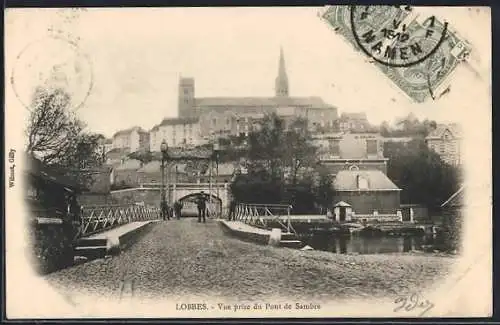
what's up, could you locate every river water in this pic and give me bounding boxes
[299,233,448,254]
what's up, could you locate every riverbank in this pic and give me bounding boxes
[45,219,455,303]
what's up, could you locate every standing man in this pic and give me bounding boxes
[161,200,170,221]
[196,191,208,223]
[228,197,237,221]
[174,200,183,220]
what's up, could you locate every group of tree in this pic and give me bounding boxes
[379,113,438,138]
[25,86,105,189]
[230,113,335,214]
[384,138,462,212]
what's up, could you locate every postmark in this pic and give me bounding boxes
[349,6,449,68]
[320,5,473,102]
[10,35,93,111]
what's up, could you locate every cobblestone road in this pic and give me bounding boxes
[46,219,454,303]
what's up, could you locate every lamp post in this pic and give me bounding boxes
[160,140,168,221]
[213,142,220,218]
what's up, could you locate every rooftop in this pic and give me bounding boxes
[425,123,463,140]
[195,96,334,109]
[334,170,400,191]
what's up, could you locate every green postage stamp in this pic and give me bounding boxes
[321,5,472,102]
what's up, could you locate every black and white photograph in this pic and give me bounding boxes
[5,6,492,318]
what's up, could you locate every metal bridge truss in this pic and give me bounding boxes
[79,204,161,238]
[234,203,297,235]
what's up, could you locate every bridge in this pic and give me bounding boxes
[110,182,230,217]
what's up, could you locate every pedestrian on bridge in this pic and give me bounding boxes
[174,201,183,220]
[161,200,170,221]
[228,198,237,221]
[196,191,208,223]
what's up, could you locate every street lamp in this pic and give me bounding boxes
[213,142,220,218]
[160,140,168,220]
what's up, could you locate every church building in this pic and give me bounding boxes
[176,48,339,140]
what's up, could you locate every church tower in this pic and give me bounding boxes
[178,77,195,117]
[275,47,289,97]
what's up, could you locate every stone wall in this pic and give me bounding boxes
[334,190,400,215]
[111,188,161,206]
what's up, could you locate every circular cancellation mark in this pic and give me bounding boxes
[10,35,93,112]
[349,6,449,68]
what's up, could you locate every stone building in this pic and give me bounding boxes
[149,117,204,151]
[112,126,150,153]
[335,112,371,132]
[332,169,401,221]
[176,48,338,140]
[425,123,462,166]
[314,131,388,175]
[136,161,189,185]
[110,159,142,188]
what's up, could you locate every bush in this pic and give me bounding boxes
[28,222,76,274]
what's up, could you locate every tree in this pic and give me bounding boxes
[283,117,317,185]
[128,150,153,164]
[25,86,103,188]
[386,139,461,211]
[232,113,332,213]
[247,113,285,179]
[26,87,83,164]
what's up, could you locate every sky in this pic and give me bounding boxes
[5,7,491,138]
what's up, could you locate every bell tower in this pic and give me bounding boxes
[178,77,195,117]
[275,47,289,97]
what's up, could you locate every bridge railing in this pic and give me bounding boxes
[78,204,161,237]
[234,203,296,235]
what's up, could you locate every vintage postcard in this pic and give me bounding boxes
[5,6,492,318]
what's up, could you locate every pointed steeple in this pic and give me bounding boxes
[275,47,289,97]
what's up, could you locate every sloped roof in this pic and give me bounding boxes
[334,201,352,207]
[115,159,142,171]
[137,161,188,174]
[151,147,212,160]
[425,123,463,140]
[441,185,465,208]
[340,112,368,120]
[334,170,400,191]
[24,153,87,191]
[106,147,131,159]
[113,126,147,138]
[195,96,333,108]
[157,117,199,127]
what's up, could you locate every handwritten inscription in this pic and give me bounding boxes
[393,292,434,316]
[8,149,16,188]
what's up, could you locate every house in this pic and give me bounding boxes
[137,161,189,185]
[112,126,150,153]
[105,147,131,165]
[332,170,401,222]
[314,131,389,175]
[425,123,463,166]
[336,112,371,132]
[24,154,86,221]
[111,159,142,188]
[76,165,114,206]
[150,117,204,151]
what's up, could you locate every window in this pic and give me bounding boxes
[212,119,217,127]
[366,139,378,155]
[357,176,369,190]
[329,139,340,156]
